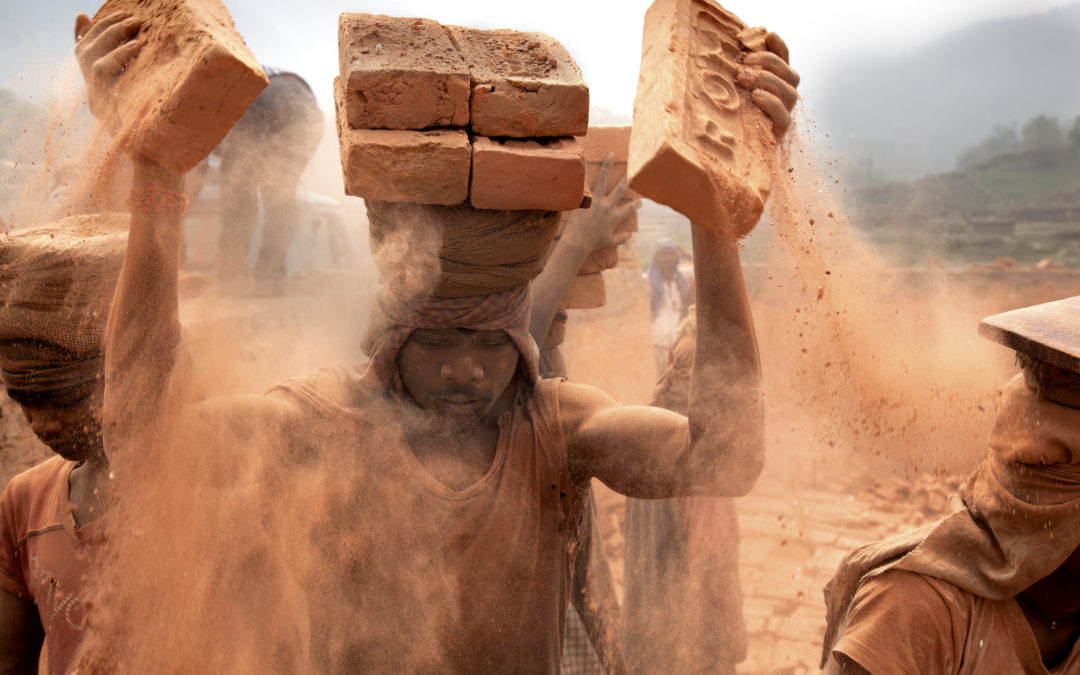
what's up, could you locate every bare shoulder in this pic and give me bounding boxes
[556,380,620,435]
[556,379,684,444]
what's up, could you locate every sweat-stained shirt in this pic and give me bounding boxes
[0,455,103,674]
[268,367,588,673]
[831,569,1080,674]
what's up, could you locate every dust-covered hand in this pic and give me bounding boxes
[561,153,641,254]
[74,12,142,126]
[736,32,800,137]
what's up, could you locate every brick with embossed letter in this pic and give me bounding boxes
[629,0,775,237]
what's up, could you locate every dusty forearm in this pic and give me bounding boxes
[103,158,186,434]
[685,224,764,494]
[529,225,591,341]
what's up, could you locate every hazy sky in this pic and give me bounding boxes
[3,0,1078,120]
[224,0,1078,115]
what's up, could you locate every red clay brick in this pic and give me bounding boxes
[582,125,631,163]
[335,78,470,205]
[448,27,589,138]
[560,272,606,310]
[469,136,585,211]
[583,125,642,198]
[579,246,619,274]
[628,0,774,237]
[91,0,267,174]
[338,14,471,130]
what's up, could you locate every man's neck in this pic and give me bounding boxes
[397,381,522,491]
[1018,570,1080,667]
[69,453,111,527]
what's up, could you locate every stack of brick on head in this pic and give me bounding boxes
[66,0,798,671]
[334,8,593,399]
[823,296,1080,673]
[0,214,126,674]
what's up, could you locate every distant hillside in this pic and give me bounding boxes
[853,144,1080,226]
[817,3,1080,182]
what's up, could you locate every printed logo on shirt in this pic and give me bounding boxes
[29,554,87,631]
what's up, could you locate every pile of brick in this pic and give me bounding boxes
[559,125,641,310]
[335,13,591,211]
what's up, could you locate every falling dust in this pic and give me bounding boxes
[4,41,1080,675]
[560,113,1080,671]
[754,129,1017,485]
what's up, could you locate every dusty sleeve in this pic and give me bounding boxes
[0,482,29,598]
[830,570,963,675]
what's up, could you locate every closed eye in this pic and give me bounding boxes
[476,332,512,348]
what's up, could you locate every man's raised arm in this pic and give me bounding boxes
[559,222,765,497]
[560,31,799,498]
[71,13,188,445]
[74,12,292,464]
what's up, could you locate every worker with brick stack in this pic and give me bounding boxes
[0,216,125,674]
[0,9,311,672]
[822,296,1080,674]
[70,1,798,671]
[215,65,324,285]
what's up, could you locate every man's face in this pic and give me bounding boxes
[397,328,521,425]
[655,248,679,278]
[9,382,104,463]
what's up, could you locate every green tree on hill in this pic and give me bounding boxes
[957,114,1080,168]
[1069,116,1080,146]
[957,126,1022,169]
[1021,115,1065,151]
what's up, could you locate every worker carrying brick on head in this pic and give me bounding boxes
[530,156,639,674]
[0,217,123,675]
[215,64,324,285]
[0,13,313,673]
[822,297,1080,674]
[72,7,798,672]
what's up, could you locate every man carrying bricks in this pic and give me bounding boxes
[76,5,798,672]
[0,217,124,674]
[215,66,324,285]
[822,297,1080,674]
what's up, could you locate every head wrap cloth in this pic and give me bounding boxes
[361,201,554,387]
[821,373,1080,665]
[360,273,540,389]
[365,201,561,299]
[0,213,127,394]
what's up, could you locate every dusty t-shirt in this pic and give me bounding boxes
[0,455,103,674]
[271,368,588,673]
[831,569,1080,674]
